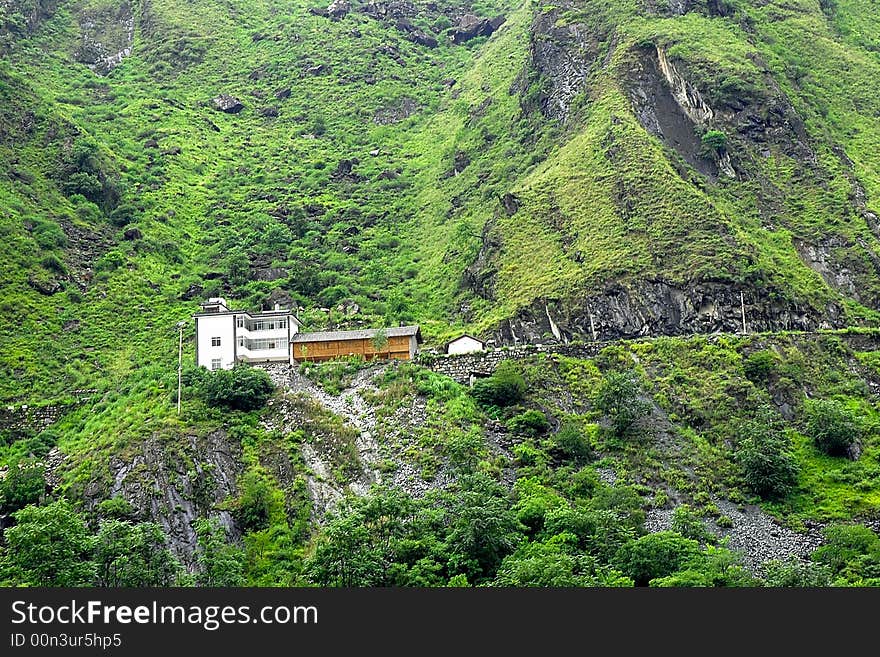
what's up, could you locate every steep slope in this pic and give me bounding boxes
[2,0,880,587]
[408,0,880,343]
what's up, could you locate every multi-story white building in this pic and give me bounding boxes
[193,297,302,370]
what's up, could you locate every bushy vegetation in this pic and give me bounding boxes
[804,398,863,457]
[186,365,275,411]
[593,370,651,438]
[734,405,799,499]
[471,360,526,408]
[2,0,880,590]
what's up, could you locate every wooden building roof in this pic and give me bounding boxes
[291,325,422,344]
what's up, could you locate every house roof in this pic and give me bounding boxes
[192,309,303,326]
[445,333,485,348]
[292,325,422,344]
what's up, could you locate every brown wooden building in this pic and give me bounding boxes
[291,325,422,363]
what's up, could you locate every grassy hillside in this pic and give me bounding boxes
[2,0,880,587]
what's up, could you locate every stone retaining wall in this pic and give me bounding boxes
[422,343,607,384]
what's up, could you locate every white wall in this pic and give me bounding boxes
[447,336,484,355]
[196,314,236,370]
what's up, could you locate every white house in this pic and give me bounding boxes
[445,334,485,355]
[193,297,303,370]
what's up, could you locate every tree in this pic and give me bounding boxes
[615,531,701,586]
[471,360,526,408]
[494,537,630,587]
[447,474,526,582]
[811,524,880,581]
[196,364,275,411]
[2,499,96,586]
[804,398,862,457]
[743,350,776,383]
[234,468,285,533]
[593,370,651,438]
[734,405,798,499]
[94,520,181,586]
[0,461,46,514]
[194,518,245,586]
[371,328,389,359]
[700,129,728,156]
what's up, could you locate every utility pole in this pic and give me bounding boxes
[740,291,747,335]
[177,321,186,415]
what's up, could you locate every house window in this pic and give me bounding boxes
[210,358,222,370]
[278,320,287,329]
[211,337,221,347]
[236,317,244,328]
[238,337,246,348]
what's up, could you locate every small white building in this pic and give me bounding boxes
[193,297,303,370]
[445,334,486,355]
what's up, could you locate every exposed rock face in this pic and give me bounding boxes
[327,0,350,19]
[0,0,59,51]
[92,430,244,566]
[450,14,505,44]
[74,1,134,76]
[212,94,244,113]
[492,280,844,345]
[627,46,718,177]
[27,275,61,295]
[525,3,605,122]
[373,97,419,125]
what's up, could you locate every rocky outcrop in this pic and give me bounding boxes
[373,97,419,125]
[525,4,606,122]
[450,14,505,44]
[92,430,244,566]
[74,1,134,76]
[212,94,244,113]
[627,46,718,177]
[493,280,844,345]
[0,0,59,52]
[327,0,350,19]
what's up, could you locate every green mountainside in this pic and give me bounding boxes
[2,0,880,587]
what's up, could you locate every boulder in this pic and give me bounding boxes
[275,87,292,100]
[408,30,438,48]
[212,94,244,113]
[259,106,280,118]
[327,0,350,19]
[123,227,142,241]
[450,14,505,44]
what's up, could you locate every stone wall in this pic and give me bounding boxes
[0,389,98,436]
[422,331,880,384]
[422,342,607,384]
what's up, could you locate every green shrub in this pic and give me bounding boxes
[471,361,526,408]
[671,504,713,544]
[743,350,776,382]
[0,462,46,514]
[763,557,833,587]
[507,410,549,436]
[615,531,701,586]
[804,398,862,457]
[552,421,593,463]
[700,129,728,156]
[593,370,651,438]
[185,364,275,411]
[234,468,284,533]
[734,406,798,499]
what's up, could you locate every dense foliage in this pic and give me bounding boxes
[1,0,880,589]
